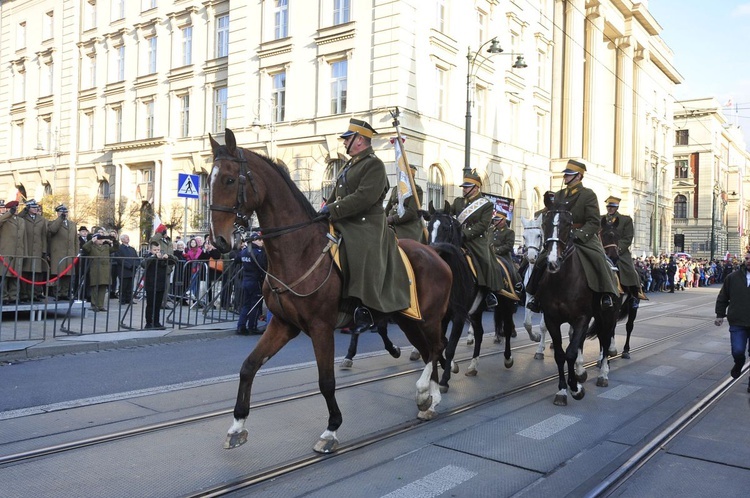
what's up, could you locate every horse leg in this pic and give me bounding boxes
[465,310,484,376]
[622,307,637,359]
[466,323,474,345]
[439,314,465,393]
[596,313,615,388]
[377,320,401,359]
[534,314,547,360]
[339,332,359,369]
[525,302,542,343]
[310,324,346,454]
[547,321,568,406]
[499,300,515,368]
[574,345,587,383]
[226,321,302,450]
[566,320,587,401]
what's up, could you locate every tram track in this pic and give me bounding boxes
[0,302,718,497]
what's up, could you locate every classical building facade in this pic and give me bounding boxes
[672,98,750,260]
[0,0,682,253]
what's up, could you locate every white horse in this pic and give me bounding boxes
[521,215,546,357]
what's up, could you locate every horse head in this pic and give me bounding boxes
[521,214,544,264]
[600,218,620,264]
[542,208,573,273]
[426,200,461,246]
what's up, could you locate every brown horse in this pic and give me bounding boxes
[209,129,452,454]
[536,204,619,405]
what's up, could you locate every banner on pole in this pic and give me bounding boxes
[390,136,412,217]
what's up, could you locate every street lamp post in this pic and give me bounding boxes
[710,184,717,262]
[463,38,526,177]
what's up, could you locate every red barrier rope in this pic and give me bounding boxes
[0,255,80,286]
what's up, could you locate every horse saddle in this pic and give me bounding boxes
[462,248,518,301]
[328,223,422,322]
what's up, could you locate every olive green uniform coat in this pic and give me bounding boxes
[384,184,426,243]
[552,183,618,295]
[451,194,502,290]
[0,210,26,301]
[48,216,79,275]
[21,212,48,272]
[492,224,521,285]
[327,146,410,313]
[602,211,640,287]
[81,239,120,285]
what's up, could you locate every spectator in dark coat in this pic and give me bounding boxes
[715,252,750,391]
[140,241,177,329]
[114,234,140,304]
[234,234,267,335]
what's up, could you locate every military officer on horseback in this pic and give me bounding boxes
[319,118,410,332]
[384,163,426,243]
[491,209,523,294]
[450,171,504,305]
[601,196,648,301]
[526,159,619,312]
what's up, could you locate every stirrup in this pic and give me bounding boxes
[485,292,498,309]
[514,282,524,293]
[354,306,374,329]
[601,294,614,309]
[526,297,541,313]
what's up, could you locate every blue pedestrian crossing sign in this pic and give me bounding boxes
[177,173,200,199]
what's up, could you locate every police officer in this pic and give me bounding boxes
[47,204,78,300]
[602,196,647,301]
[0,201,26,304]
[384,163,426,243]
[20,199,48,302]
[526,160,619,312]
[234,233,268,335]
[319,118,410,332]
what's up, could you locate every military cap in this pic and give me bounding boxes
[492,210,508,221]
[340,118,377,139]
[562,159,587,175]
[78,226,88,232]
[0,200,4,208]
[5,201,19,209]
[460,171,482,188]
[156,224,167,234]
[605,196,621,207]
[25,198,39,208]
[55,204,69,212]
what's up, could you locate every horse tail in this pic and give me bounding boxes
[432,242,472,319]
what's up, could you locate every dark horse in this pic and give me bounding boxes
[600,218,639,359]
[209,129,453,454]
[536,202,620,405]
[339,319,401,369]
[425,202,517,389]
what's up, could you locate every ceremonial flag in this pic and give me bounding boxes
[390,135,412,217]
[153,213,162,233]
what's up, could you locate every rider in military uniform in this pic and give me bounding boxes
[450,171,503,304]
[491,209,522,293]
[384,163,426,243]
[602,196,648,301]
[526,160,619,312]
[319,118,410,331]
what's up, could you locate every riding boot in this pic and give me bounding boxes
[636,286,648,301]
[353,305,375,333]
[525,264,544,312]
[600,293,615,309]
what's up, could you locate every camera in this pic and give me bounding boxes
[94,234,115,243]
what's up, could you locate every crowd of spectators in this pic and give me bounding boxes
[634,255,737,293]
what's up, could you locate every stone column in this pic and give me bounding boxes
[561,0,585,160]
[615,36,634,178]
[583,5,603,163]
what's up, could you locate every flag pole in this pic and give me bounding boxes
[389,107,428,241]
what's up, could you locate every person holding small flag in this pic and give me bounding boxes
[385,161,426,243]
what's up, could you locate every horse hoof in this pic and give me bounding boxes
[554,394,568,406]
[571,386,586,400]
[504,357,514,368]
[465,368,478,377]
[494,335,502,344]
[388,346,401,359]
[313,437,339,454]
[409,350,421,361]
[529,332,541,342]
[534,352,545,360]
[418,409,437,421]
[417,394,433,412]
[622,351,631,359]
[596,377,609,387]
[439,384,449,394]
[451,361,459,374]
[608,347,618,356]
[224,429,248,449]
[339,358,353,369]
[466,336,474,346]
[578,371,588,383]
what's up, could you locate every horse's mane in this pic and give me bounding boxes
[213,144,318,219]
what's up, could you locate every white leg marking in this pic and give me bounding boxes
[575,348,585,376]
[228,418,246,434]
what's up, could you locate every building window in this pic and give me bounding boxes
[181,26,193,66]
[331,60,347,114]
[85,1,97,31]
[476,10,487,45]
[214,86,228,133]
[144,100,155,138]
[322,159,345,202]
[142,0,157,11]
[179,94,190,138]
[86,53,97,88]
[146,36,157,74]
[675,129,689,146]
[435,0,445,32]
[334,0,350,25]
[536,113,547,155]
[82,111,94,150]
[435,67,446,119]
[674,194,687,219]
[272,72,286,122]
[112,0,125,21]
[427,164,445,207]
[41,61,54,97]
[12,121,24,158]
[43,11,54,40]
[216,15,229,58]
[111,106,122,143]
[17,21,26,49]
[474,86,486,134]
[39,117,52,152]
[111,45,125,82]
[675,159,688,179]
[13,70,26,103]
[99,180,111,199]
[275,0,289,39]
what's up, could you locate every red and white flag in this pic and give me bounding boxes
[390,135,412,217]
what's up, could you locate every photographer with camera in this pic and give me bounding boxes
[81,228,119,312]
[47,205,78,301]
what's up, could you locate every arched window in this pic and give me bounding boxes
[532,189,541,217]
[503,182,514,200]
[674,194,687,219]
[43,183,53,197]
[98,180,110,199]
[427,164,445,208]
[321,159,344,204]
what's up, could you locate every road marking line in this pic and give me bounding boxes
[646,365,677,376]
[517,414,580,440]
[380,465,477,498]
[598,384,641,400]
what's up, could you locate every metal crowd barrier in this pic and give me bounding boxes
[0,254,246,344]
